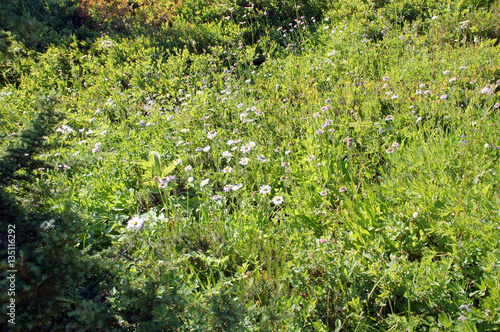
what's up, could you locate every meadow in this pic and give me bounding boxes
[1,0,499,330]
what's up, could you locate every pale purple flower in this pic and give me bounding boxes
[481,86,493,95]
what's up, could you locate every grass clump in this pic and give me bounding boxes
[1,0,500,330]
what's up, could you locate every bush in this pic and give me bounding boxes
[0,96,117,330]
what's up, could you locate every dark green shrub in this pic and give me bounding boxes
[0,96,117,330]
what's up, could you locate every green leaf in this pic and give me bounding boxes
[149,151,162,176]
[161,164,175,177]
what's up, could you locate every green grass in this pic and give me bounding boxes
[1,0,500,330]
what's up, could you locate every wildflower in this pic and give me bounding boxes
[392,142,400,148]
[319,238,327,244]
[247,141,257,148]
[224,184,233,192]
[484,143,490,148]
[274,147,282,153]
[137,120,146,126]
[339,186,347,193]
[127,216,144,230]
[316,129,325,135]
[285,150,291,155]
[419,83,426,88]
[101,40,114,47]
[207,131,217,139]
[92,143,101,153]
[459,66,466,70]
[232,183,243,191]
[258,155,268,162]
[272,196,284,205]
[280,175,287,181]
[174,159,182,165]
[285,168,291,173]
[494,103,500,108]
[241,145,251,153]
[259,185,272,195]
[313,112,320,118]
[239,157,249,165]
[413,212,419,219]
[386,147,395,154]
[185,165,193,172]
[212,194,222,202]
[188,177,194,182]
[424,90,431,95]
[440,94,448,100]
[480,86,493,95]
[200,179,210,187]
[40,219,55,231]
[203,146,211,152]
[319,190,328,196]
[443,70,450,75]
[222,151,233,158]
[449,77,457,83]
[385,115,394,121]
[222,166,233,174]
[56,124,74,135]
[383,76,390,81]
